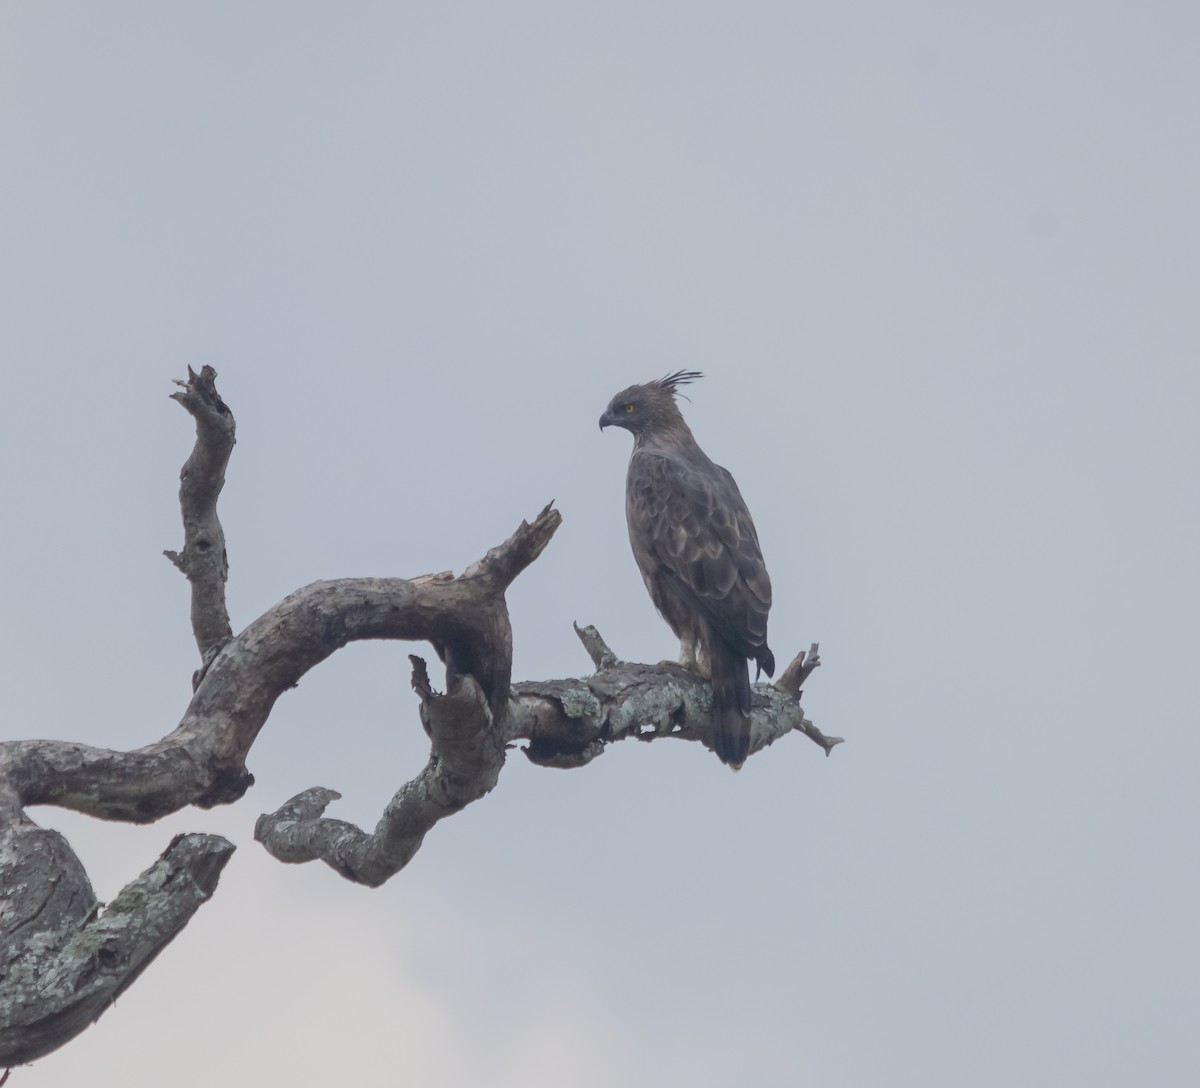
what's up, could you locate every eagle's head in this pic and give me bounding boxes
[599,370,702,437]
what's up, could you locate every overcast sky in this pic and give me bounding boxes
[3,3,1199,1085]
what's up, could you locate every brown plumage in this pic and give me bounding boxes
[600,371,773,769]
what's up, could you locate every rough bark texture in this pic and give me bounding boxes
[513,634,834,769]
[0,817,233,1066]
[0,368,838,1070]
[162,366,236,686]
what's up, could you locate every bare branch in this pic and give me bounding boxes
[776,642,822,699]
[0,825,233,1066]
[409,654,436,702]
[0,368,839,1065]
[461,502,561,587]
[248,633,837,871]
[163,365,236,683]
[513,634,840,765]
[795,715,844,756]
[573,622,621,670]
[255,670,504,886]
[1,569,534,823]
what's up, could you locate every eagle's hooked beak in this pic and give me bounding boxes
[598,409,614,431]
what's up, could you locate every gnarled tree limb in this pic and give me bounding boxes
[514,636,840,766]
[0,824,233,1066]
[251,508,560,887]
[253,632,839,877]
[255,669,503,886]
[0,369,838,1068]
[162,364,236,685]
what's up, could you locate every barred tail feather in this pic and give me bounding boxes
[710,646,752,770]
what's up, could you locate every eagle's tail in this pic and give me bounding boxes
[709,645,752,771]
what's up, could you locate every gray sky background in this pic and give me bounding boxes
[3,3,1198,1085]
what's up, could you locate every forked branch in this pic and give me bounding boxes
[0,369,837,1069]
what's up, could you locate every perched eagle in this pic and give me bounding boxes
[600,371,774,769]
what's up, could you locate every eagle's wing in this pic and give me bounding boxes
[627,449,772,670]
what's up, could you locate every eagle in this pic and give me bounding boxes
[600,371,774,769]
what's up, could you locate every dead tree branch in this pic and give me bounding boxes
[0,370,837,1068]
[252,632,838,875]
[0,820,233,1066]
[513,637,841,767]
[162,365,236,685]
[252,511,560,886]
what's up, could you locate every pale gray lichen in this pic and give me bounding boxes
[603,681,690,739]
[557,686,601,721]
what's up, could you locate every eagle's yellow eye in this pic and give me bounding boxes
[625,403,635,413]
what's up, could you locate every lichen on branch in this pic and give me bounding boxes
[0,369,838,1070]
